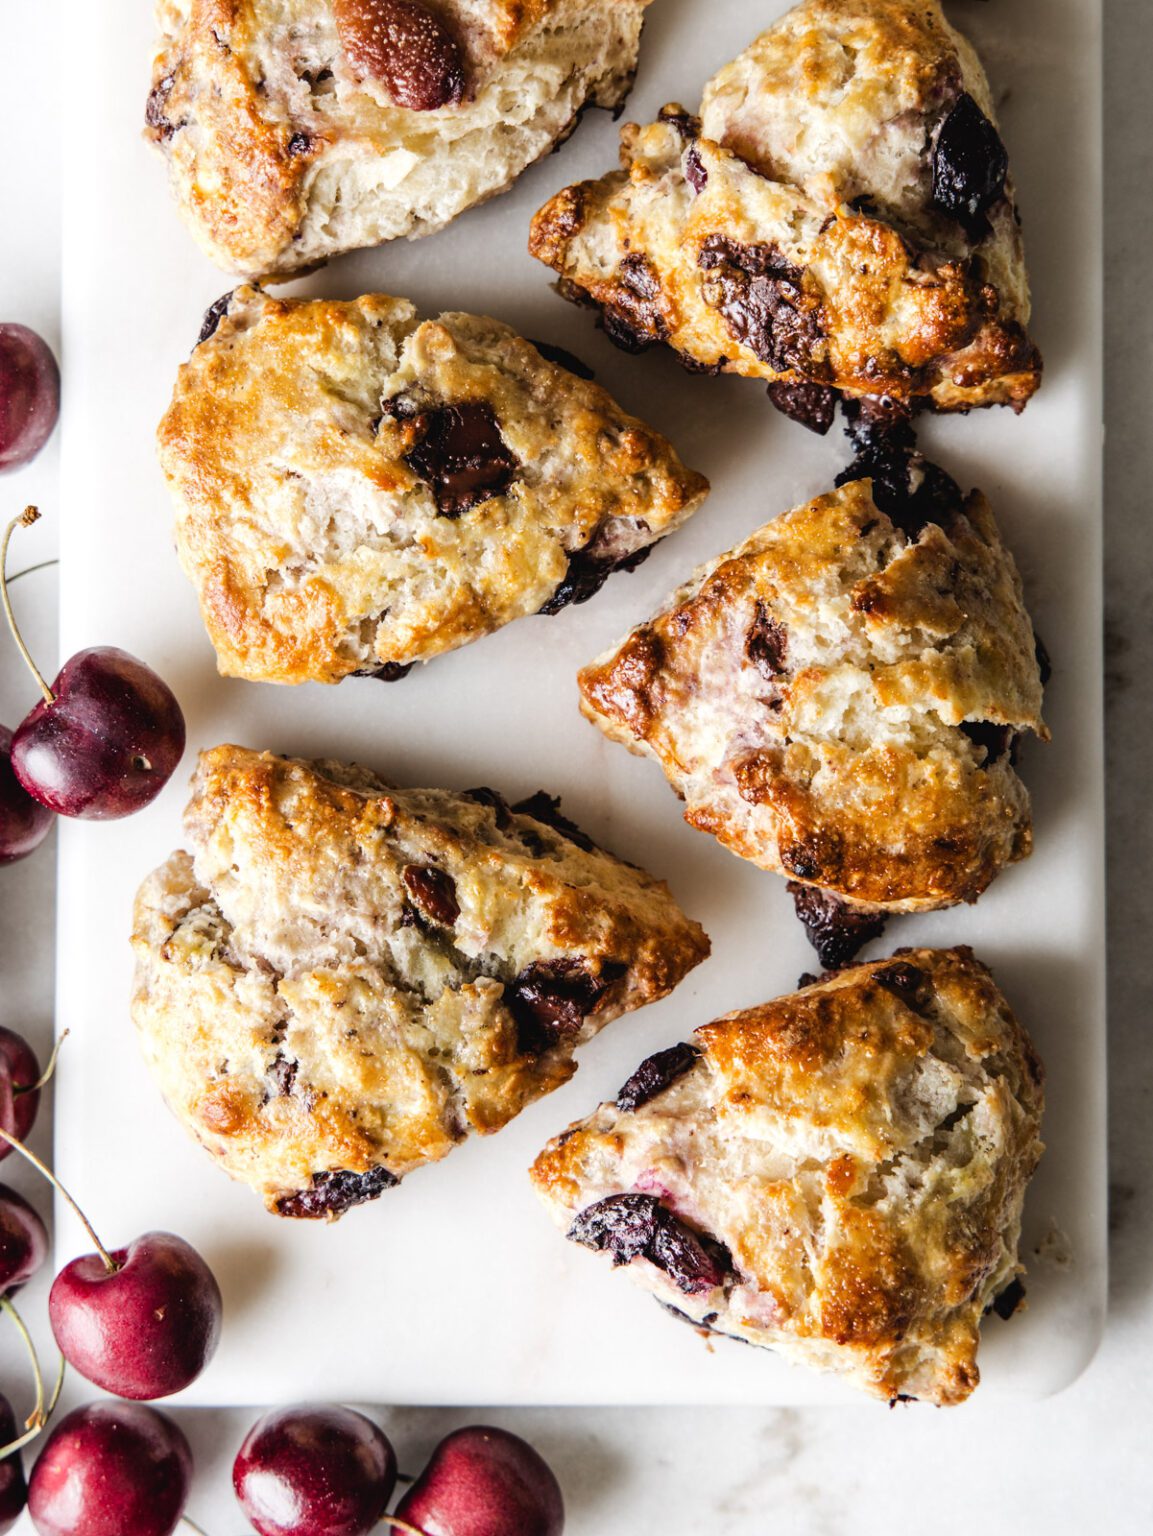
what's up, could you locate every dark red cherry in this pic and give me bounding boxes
[0,1393,28,1534]
[48,1230,222,1400]
[0,1183,48,1293]
[26,1401,192,1536]
[11,646,185,819]
[233,1403,397,1536]
[0,1027,41,1160]
[0,325,60,472]
[0,723,53,863]
[395,1426,564,1536]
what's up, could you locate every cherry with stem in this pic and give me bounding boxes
[0,1293,66,1459]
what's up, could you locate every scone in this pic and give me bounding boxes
[530,947,1045,1406]
[530,0,1040,423]
[577,455,1048,966]
[131,745,709,1217]
[158,286,709,685]
[146,0,653,277]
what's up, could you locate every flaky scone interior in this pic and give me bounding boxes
[530,0,1040,419]
[131,746,709,1218]
[159,286,708,685]
[531,948,1045,1406]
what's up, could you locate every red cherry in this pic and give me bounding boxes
[0,722,53,863]
[395,1426,565,1536]
[49,1230,222,1400]
[0,325,59,473]
[0,1393,28,1534]
[0,1026,41,1160]
[26,1402,192,1536]
[0,1183,48,1293]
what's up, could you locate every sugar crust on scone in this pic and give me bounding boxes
[131,745,710,1217]
[578,476,1047,914]
[529,0,1040,413]
[158,286,709,685]
[146,0,652,277]
[530,947,1045,1406]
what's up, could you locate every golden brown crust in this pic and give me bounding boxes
[131,746,709,1215]
[578,477,1047,912]
[530,947,1045,1405]
[529,0,1040,411]
[158,286,708,684]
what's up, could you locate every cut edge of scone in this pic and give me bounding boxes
[529,946,1045,1407]
[130,744,710,1219]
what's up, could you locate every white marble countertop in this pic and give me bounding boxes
[1,3,1150,1530]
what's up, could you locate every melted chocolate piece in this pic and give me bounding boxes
[568,1194,730,1296]
[745,602,788,683]
[657,105,701,140]
[267,1054,298,1097]
[537,542,652,616]
[145,75,177,138]
[615,1043,701,1113]
[989,1276,1026,1321]
[698,237,824,374]
[400,400,519,517]
[197,291,234,345]
[1034,630,1052,687]
[836,443,962,539]
[286,130,314,157]
[506,959,623,1053]
[874,961,933,1013]
[788,882,889,970]
[463,786,513,830]
[275,1165,399,1219]
[602,254,670,354]
[358,661,414,682]
[931,92,1009,237]
[401,864,460,927]
[766,380,838,435]
[958,721,1014,765]
[512,792,596,853]
[842,395,920,454]
[527,339,595,380]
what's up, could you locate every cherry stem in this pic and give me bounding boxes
[180,1518,211,1536]
[0,1127,118,1273]
[13,1028,69,1096]
[380,1522,426,1535]
[0,1296,63,1459]
[0,507,55,705]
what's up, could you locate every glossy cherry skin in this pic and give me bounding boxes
[0,724,54,864]
[48,1230,222,1401]
[233,1403,397,1536]
[0,1025,41,1161]
[395,1426,565,1536]
[0,1393,28,1534]
[0,324,60,472]
[0,1183,48,1293]
[26,1402,192,1536]
[11,647,185,819]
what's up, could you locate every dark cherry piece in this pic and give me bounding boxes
[511,791,596,852]
[745,602,788,683]
[11,646,186,820]
[615,1043,700,1113]
[48,1230,222,1400]
[0,1026,41,1158]
[395,1425,565,1536]
[787,882,888,970]
[0,325,60,472]
[0,1394,27,1534]
[198,290,235,344]
[402,864,460,926]
[274,1165,399,1220]
[537,543,652,616]
[568,1193,729,1295]
[335,0,466,111]
[0,1183,48,1293]
[931,92,1009,235]
[0,723,54,864]
[873,961,933,1014]
[505,960,622,1054]
[233,1403,397,1536]
[26,1402,193,1536]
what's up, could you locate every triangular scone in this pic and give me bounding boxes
[146,0,653,277]
[578,467,1048,951]
[531,948,1045,1406]
[131,746,709,1218]
[158,287,708,685]
[530,0,1040,419]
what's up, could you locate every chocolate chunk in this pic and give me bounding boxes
[286,130,314,157]
[958,721,1014,765]
[401,864,460,927]
[989,1276,1026,1321]
[463,786,513,830]
[597,254,670,354]
[527,339,595,380]
[275,1165,399,1219]
[698,236,824,374]
[745,602,788,683]
[358,661,413,682]
[684,145,708,195]
[766,380,837,435]
[1033,630,1052,687]
[267,1054,298,1097]
[836,443,962,539]
[931,93,1009,237]
[512,792,596,853]
[874,961,933,1013]
[615,1042,701,1113]
[657,106,701,141]
[145,74,177,138]
[506,959,622,1053]
[538,542,652,615]
[197,291,234,345]
[402,401,519,517]
[788,882,889,970]
[568,1194,729,1296]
